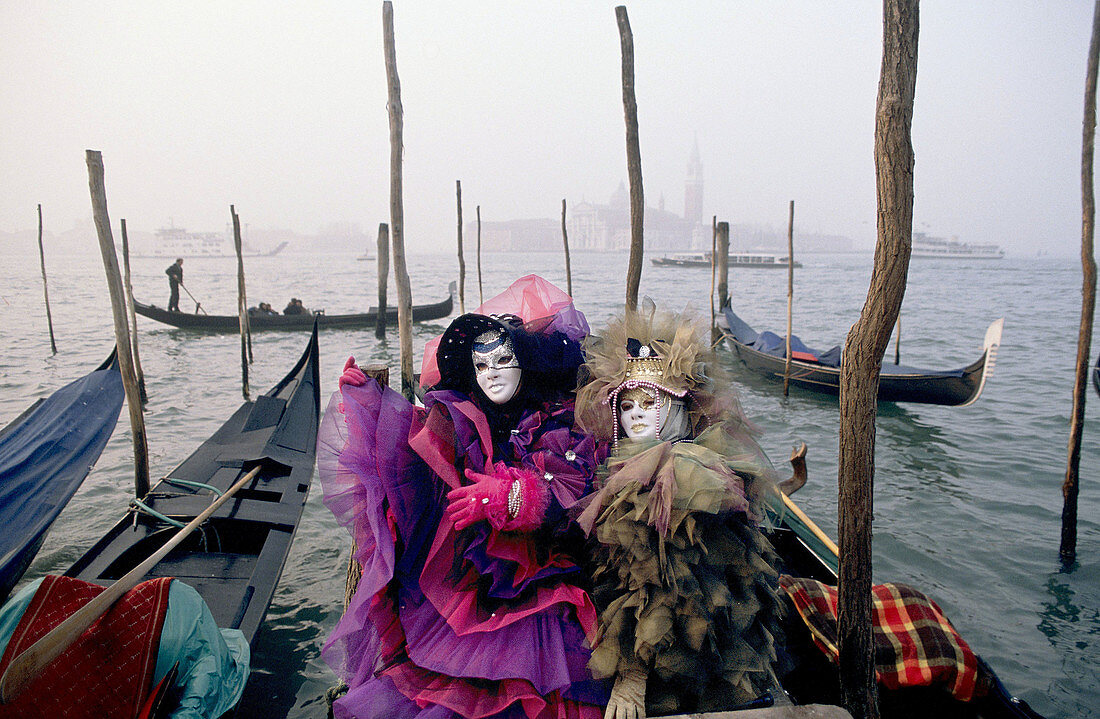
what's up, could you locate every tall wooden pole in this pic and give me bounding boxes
[1062,0,1100,563]
[477,205,484,306]
[716,221,730,310]
[785,201,795,397]
[86,150,150,498]
[894,317,901,364]
[710,216,718,336]
[456,180,466,314]
[120,219,147,402]
[383,1,414,401]
[36,205,58,355]
[561,199,573,297]
[616,5,644,312]
[232,205,251,399]
[837,2,917,716]
[375,223,390,340]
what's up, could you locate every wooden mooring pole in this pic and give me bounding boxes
[785,201,795,397]
[476,205,484,306]
[716,221,730,311]
[894,317,901,364]
[383,1,414,401]
[1062,0,1100,563]
[231,205,251,398]
[37,205,58,355]
[616,5,644,312]
[457,181,466,314]
[86,150,150,498]
[376,223,390,340]
[120,219,147,402]
[837,1,917,716]
[561,199,573,297]
[710,216,717,337]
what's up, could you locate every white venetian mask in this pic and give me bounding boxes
[619,387,661,441]
[472,329,522,404]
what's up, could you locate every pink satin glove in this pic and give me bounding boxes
[444,468,510,530]
[339,356,367,389]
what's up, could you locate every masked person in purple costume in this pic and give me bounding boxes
[318,276,611,719]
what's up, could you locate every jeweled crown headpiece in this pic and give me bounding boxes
[575,300,733,443]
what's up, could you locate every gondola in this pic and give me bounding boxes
[719,306,1004,406]
[133,281,455,331]
[0,350,124,603]
[764,487,1042,718]
[64,324,320,651]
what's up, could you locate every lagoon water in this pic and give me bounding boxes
[1,247,1098,717]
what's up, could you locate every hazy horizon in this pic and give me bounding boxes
[2,2,1094,259]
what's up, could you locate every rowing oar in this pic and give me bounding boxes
[776,487,840,559]
[180,283,207,315]
[0,464,263,704]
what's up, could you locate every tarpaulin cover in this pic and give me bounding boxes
[0,577,249,719]
[0,354,124,601]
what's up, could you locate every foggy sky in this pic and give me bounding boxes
[1,1,1093,257]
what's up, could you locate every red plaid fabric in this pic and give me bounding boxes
[779,575,980,701]
[0,575,172,719]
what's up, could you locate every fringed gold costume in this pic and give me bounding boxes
[575,302,784,714]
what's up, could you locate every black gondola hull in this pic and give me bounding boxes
[720,307,1001,406]
[65,326,321,647]
[134,281,455,332]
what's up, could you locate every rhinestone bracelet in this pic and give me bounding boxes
[507,478,523,519]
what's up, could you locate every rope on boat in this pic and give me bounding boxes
[162,477,224,498]
[127,478,224,529]
[129,498,187,529]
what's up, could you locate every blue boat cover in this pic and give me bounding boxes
[723,307,965,378]
[0,354,124,601]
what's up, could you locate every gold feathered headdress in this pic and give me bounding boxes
[576,299,735,442]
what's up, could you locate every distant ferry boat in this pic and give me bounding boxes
[651,251,801,269]
[135,226,287,258]
[912,233,1004,260]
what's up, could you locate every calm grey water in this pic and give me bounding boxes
[1,248,1097,718]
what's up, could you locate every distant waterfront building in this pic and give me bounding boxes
[465,143,853,253]
[566,181,698,252]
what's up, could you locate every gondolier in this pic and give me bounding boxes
[165,258,183,312]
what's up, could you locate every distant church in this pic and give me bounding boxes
[472,141,710,253]
[567,139,707,252]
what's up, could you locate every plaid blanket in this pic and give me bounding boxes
[779,575,981,701]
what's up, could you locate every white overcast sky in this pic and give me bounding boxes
[0,1,1094,256]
